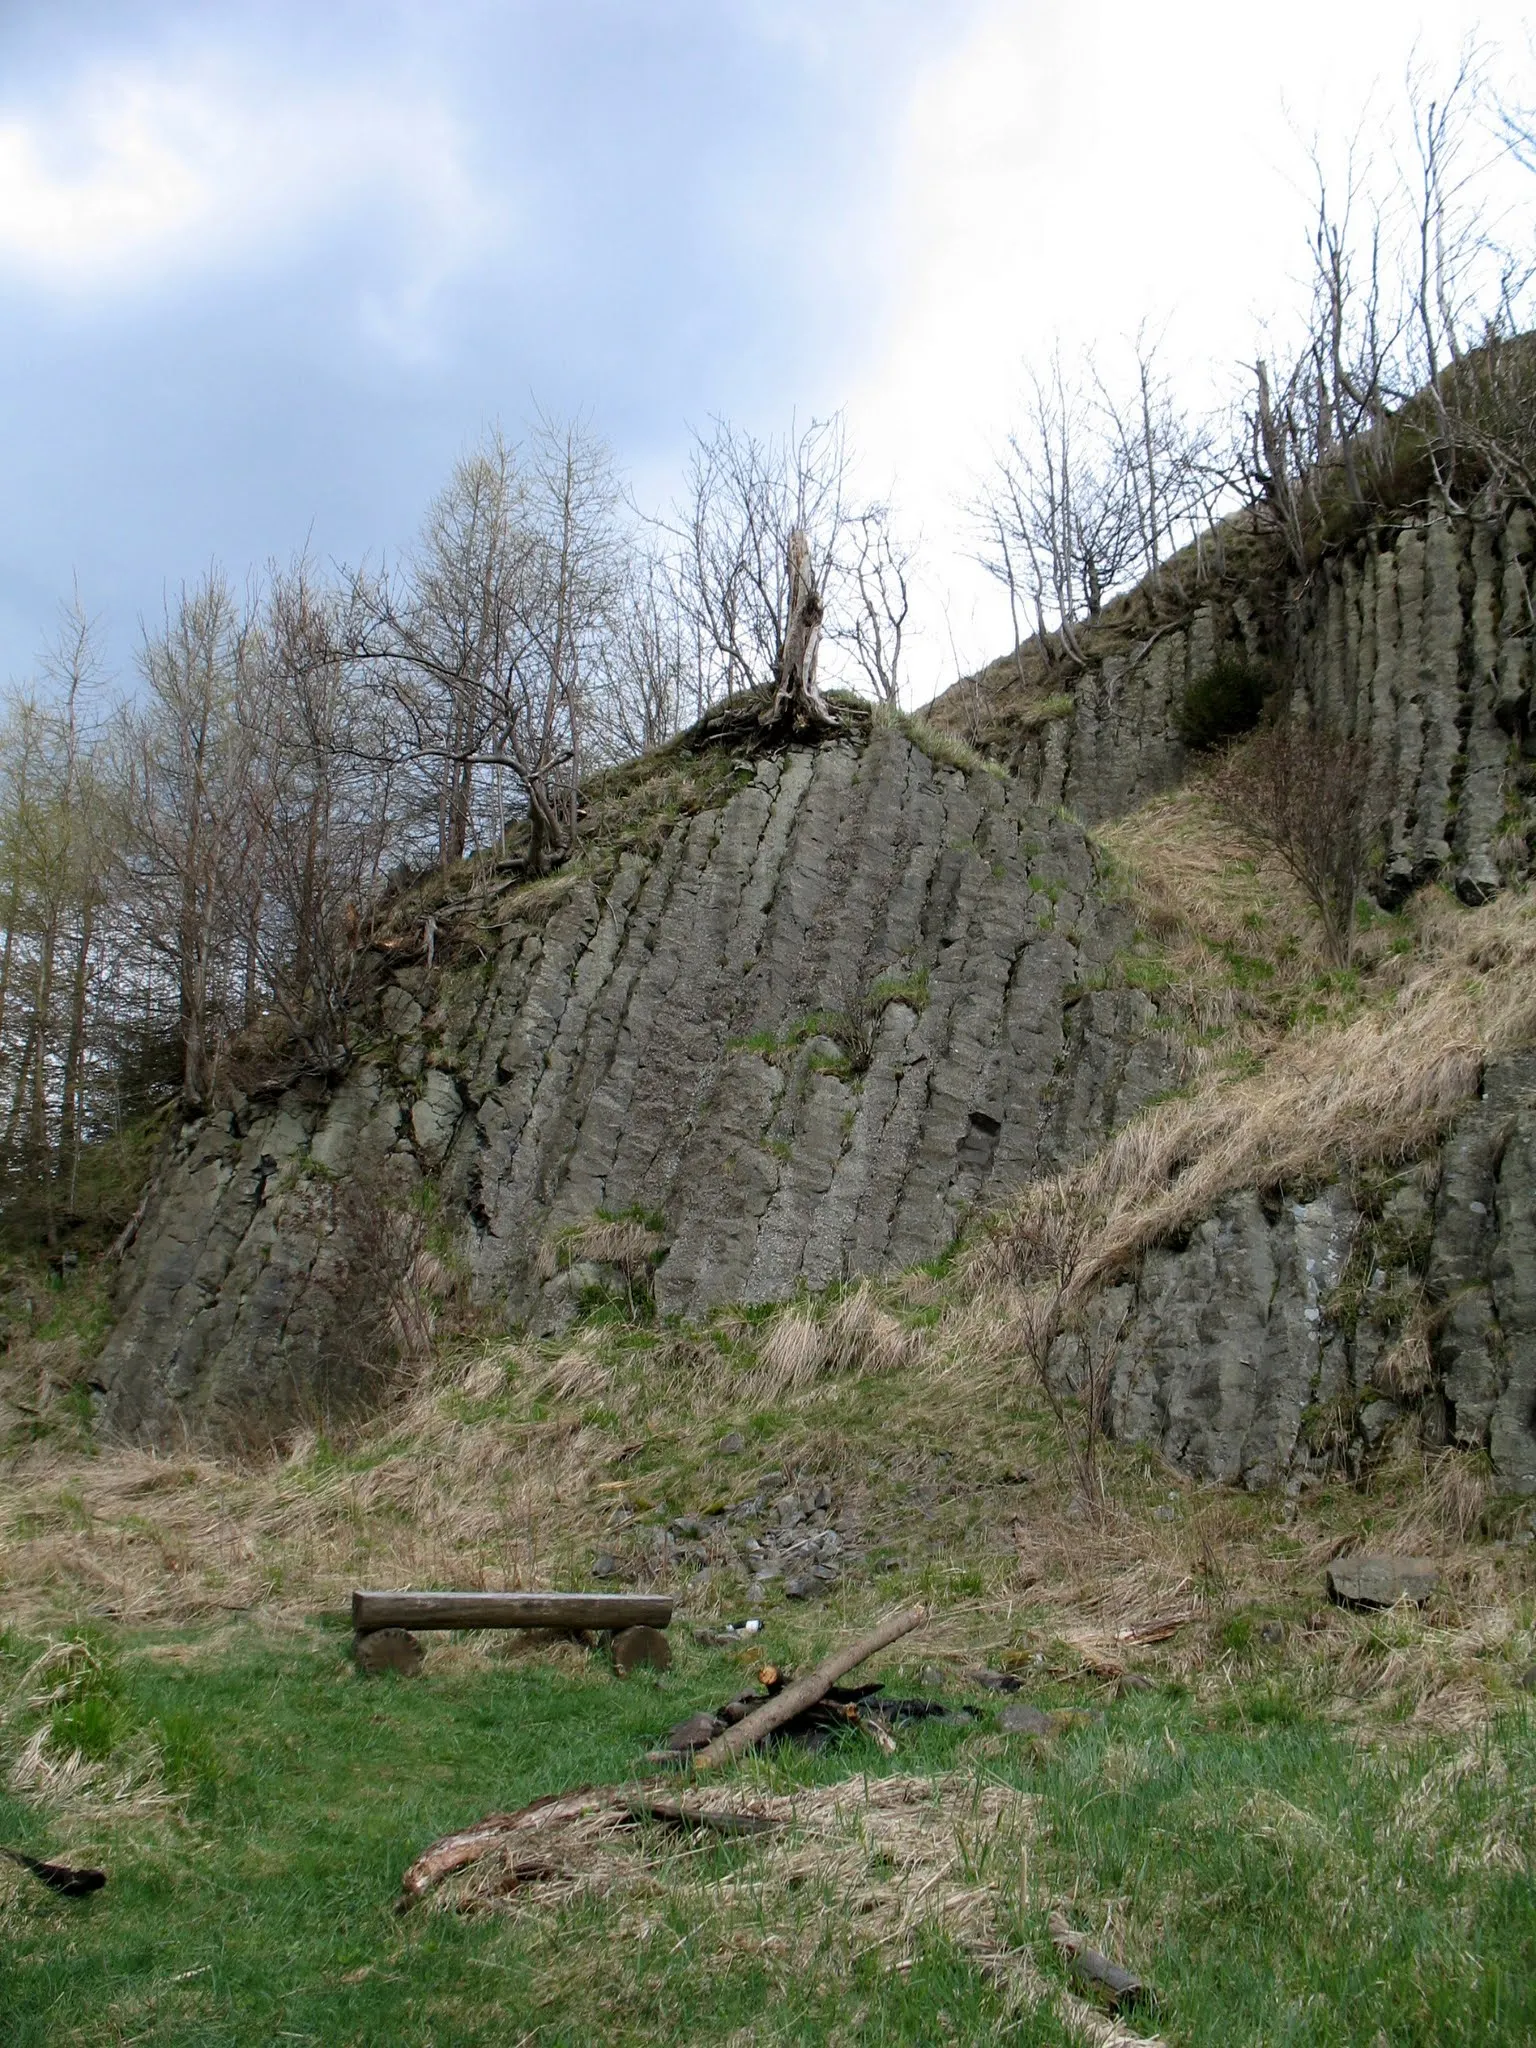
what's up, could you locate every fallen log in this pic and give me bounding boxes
[352,1590,673,1634]
[398,1786,608,1904]
[1048,1909,1153,2011]
[624,1796,782,1838]
[693,1605,928,1771]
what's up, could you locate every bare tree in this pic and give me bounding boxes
[847,505,912,706]
[119,574,260,1109]
[350,417,625,876]
[238,562,399,1067]
[1007,1182,1124,1513]
[669,414,852,711]
[1212,719,1376,968]
[974,337,1222,666]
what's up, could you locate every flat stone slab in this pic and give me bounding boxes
[1327,1554,1440,1608]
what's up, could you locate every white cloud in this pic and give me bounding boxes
[0,51,496,343]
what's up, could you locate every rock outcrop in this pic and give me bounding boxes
[1097,1053,1536,1494]
[95,722,1177,1442]
[962,499,1536,905]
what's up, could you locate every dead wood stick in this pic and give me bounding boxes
[624,1796,782,1838]
[1048,1909,1152,2010]
[693,1606,928,1771]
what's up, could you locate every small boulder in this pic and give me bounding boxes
[1327,1554,1439,1609]
[998,1703,1054,1736]
[966,1668,1023,1693]
[591,1553,621,1579]
[719,1433,745,1456]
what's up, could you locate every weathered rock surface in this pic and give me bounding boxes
[1327,1554,1440,1607]
[1097,1053,1536,1493]
[94,723,1178,1442]
[1424,1051,1536,1491]
[958,499,1536,903]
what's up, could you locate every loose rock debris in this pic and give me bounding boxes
[400,1775,1165,2047]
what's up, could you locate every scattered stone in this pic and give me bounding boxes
[966,1669,1023,1693]
[784,1576,819,1600]
[591,1553,620,1580]
[611,1625,672,1676]
[1327,1554,1440,1609]
[1152,1505,1177,1522]
[666,1711,726,1753]
[997,1703,1054,1736]
[670,1516,703,1539]
[353,1628,425,1677]
[718,1433,745,1456]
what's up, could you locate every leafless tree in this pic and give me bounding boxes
[668,414,853,706]
[847,505,912,706]
[238,562,400,1067]
[1247,49,1531,554]
[973,337,1222,667]
[348,416,624,875]
[119,574,261,1109]
[1212,719,1376,968]
[1007,1182,1124,1513]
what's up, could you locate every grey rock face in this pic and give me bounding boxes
[1424,1051,1536,1493]
[1098,1054,1536,1492]
[95,724,1178,1442]
[972,499,1536,901]
[1105,1186,1357,1488]
[1327,1554,1439,1607]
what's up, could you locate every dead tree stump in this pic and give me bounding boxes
[760,529,842,740]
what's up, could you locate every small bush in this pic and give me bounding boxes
[1175,655,1270,751]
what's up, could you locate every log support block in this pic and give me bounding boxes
[353,1627,425,1676]
[610,1625,672,1676]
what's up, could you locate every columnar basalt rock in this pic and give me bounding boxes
[965,498,1536,905]
[1094,1054,1536,1494]
[94,723,1179,1443]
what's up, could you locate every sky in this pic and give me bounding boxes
[0,0,1532,700]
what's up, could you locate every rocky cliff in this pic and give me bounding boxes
[961,499,1535,908]
[1095,1058,1536,1496]
[95,720,1176,1442]
[93,492,1536,1498]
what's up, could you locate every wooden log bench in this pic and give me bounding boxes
[350,1590,675,1676]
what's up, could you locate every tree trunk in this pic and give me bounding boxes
[761,530,841,739]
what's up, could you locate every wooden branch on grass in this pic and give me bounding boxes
[692,1605,928,1771]
[352,1590,672,1634]
[1048,1909,1154,2011]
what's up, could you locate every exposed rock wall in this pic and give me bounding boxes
[1099,1053,1536,1494]
[990,501,1536,905]
[95,724,1178,1443]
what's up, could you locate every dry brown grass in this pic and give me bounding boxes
[974,883,1536,1304]
[418,1772,1163,2048]
[536,1218,664,1287]
[752,1285,915,1400]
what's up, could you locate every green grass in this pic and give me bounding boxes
[3,1619,1534,2045]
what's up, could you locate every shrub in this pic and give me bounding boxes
[1175,654,1270,751]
